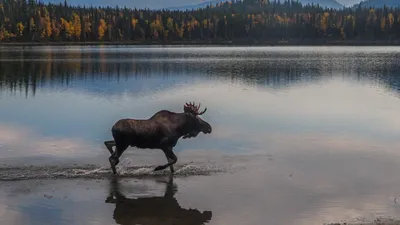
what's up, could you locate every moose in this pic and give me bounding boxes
[104,102,212,175]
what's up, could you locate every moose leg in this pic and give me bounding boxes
[165,152,175,173]
[109,142,129,175]
[104,140,116,154]
[154,148,177,173]
[168,158,175,174]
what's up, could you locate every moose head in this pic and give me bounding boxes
[183,102,212,136]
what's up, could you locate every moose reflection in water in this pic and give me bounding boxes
[104,102,212,175]
[105,176,213,225]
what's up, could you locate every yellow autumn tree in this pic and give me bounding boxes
[202,19,208,28]
[175,23,184,39]
[29,17,36,34]
[340,27,345,39]
[367,8,377,25]
[72,13,81,40]
[388,13,394,28]
[131,18,138,30]
[150,17,164,39]
[320,12,329,34]
[16,22,24,37]
[381,16,386,31]
[346,14,355,31]
[98,19,107,40]
[2,29,9,41]
[51,19,60,39]
[60,18,74,39]
[275,14,284,24]
[41,8,52,39]
[166,17,174,31]
[189,17,199,31]
[45,17,52,38]
[40,14,52,39]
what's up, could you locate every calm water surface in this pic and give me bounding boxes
[1,46,400,225]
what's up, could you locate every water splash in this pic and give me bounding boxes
[0,161,230,181]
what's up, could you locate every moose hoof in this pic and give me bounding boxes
[109,158,118,175]
[111,166,117,175]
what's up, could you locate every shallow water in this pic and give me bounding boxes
[1,46,400,224]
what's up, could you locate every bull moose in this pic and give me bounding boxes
[104,102,212,174]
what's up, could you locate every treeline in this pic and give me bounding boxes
[0,0,400,43]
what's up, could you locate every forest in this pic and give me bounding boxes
[0,0,400,43]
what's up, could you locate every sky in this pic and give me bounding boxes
[45,0,364,9]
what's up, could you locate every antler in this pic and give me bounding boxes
[184,102,207,115]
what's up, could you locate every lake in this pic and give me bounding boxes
[1,46,400,225]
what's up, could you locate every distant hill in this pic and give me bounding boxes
[165,0,225,10]
[166,0,344,11]
[295,0,344,9]
[354,0,400,8]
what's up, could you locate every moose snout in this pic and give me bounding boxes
[204,125,212,134]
